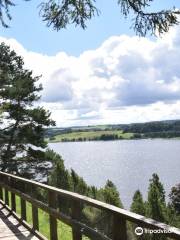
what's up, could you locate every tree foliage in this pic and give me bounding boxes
[39,0,99,30]
[100,180,123,208]
[147,173,166,222]
[0,0,14,28]
[0,42,55,174]
[169,184,180,215]
[131,190,146,216]
[130,174,180,239]
[46,149,123,237]
[0,0,180,36]
[130,190,147,239]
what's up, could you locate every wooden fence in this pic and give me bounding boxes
[0,171,180,240]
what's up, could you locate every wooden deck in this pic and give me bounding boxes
[0,203,40,240]
[0,171,180,240]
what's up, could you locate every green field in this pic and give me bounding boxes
[48,130,134,142]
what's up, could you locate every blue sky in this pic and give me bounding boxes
[1,0,180,126]
[0,0,179,56]
[0,0,129,55]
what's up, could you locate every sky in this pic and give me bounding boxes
[1,0,180,127]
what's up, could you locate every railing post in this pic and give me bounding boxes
[112,214,127,240]
[4,177,9,206]
[72,200,82,240]
[0,175,4,202]
[0,181,3,201]
[0,187,3,201]
[20,182,27,221]
[48,190,58,240]
[31,184,39,231]
[10,178,16,212]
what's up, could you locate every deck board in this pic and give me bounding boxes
[0,203,40,240]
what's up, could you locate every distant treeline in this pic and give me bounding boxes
[50,134,142,142]
[122,120,180,133]
[58,134,120,142]
[45,120,180,140]
[122,120,180,139]
[143,131,180,138]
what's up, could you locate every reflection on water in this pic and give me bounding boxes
[49,139,180,209]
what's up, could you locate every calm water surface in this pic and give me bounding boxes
[49,139,180,209]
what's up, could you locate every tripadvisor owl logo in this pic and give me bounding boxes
[135,227,143,235]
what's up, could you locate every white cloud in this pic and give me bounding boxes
[1,27,180,126]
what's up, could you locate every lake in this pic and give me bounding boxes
[49,139,180,209]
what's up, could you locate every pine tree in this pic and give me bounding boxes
[47,149,72,214]
[146,174,167,240]
[71,169,88,195]
[0,43,55,174]
[130,190,147,240]
[47,149,72,193]
[131,190,146,216]
[94,180,123,238]
[147,173,166,222]
[102,180,123,208]
[169,184,180,215]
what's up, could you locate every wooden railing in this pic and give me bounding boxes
[0,171,180,240]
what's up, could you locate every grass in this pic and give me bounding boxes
[48,130,134,142]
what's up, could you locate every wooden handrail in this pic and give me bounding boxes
[0,171,180,240]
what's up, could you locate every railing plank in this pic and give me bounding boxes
[32,204,39,230]
[0,175,4,201]
[72,200,82,240]
[4,175,9,206]
[5,189,9,206]
[10,178,16,212]
[31,184,39,231]
[20,182,27,221]
[0,186,3,201]
[48,190,58,240]
[113,214,127,240]
[11,190,16,211]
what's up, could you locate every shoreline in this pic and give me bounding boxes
[48,137,180,143]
